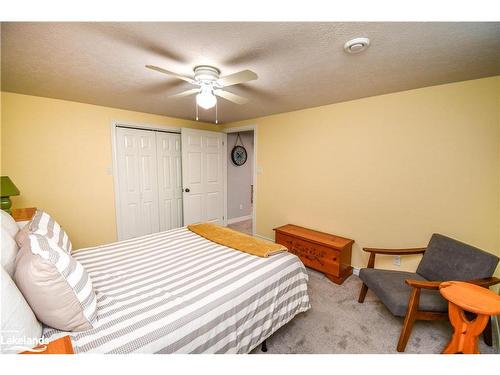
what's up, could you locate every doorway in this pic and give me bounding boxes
[225,125,256,236]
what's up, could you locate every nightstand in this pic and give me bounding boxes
[11,207,36,228]
[21,335,74,354]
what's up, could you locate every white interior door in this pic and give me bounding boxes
[181,128,226,226]
[116,127,160,239]
[156,132,183,231]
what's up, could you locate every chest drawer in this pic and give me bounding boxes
[276,233,340,276]
[275,232,294,249]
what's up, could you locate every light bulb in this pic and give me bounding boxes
[196,87,217,110]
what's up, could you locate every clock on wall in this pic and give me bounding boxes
[231,133,248,166]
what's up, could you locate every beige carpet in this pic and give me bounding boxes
[227,219,252,235]
[252,269,498,354]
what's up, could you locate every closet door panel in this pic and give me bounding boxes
[116,127,160,240]
[157,132,183,231]
[173,137,183,228]
[116,129,141,239]
[137,132,159,236]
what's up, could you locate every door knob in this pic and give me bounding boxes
[184,188,190,193]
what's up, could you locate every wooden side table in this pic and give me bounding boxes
[11,207,36,223]
[21,335,74,354]
[11,207,36,229]
[439,281,500,354]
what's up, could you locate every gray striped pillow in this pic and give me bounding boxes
[14,234,97,331]
[26,209,72,253]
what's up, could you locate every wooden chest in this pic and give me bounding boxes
[273,224,354,285]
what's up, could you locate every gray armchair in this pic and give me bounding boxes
[358,233,499,352]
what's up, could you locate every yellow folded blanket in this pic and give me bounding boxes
[187,223,287,257]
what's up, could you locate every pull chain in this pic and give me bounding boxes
[195,102,199,121]
[215,100,218,124]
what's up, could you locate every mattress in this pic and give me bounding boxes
[43,227,310,353]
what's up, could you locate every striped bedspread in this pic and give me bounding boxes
[43,227,310,353]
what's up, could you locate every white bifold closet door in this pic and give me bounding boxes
[156,132,183,231]
[115,127,182,240]
[181,128,226,226]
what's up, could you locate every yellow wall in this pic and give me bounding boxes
[224,76,500,273]
[1,92,217,248]
[2,77,499,274]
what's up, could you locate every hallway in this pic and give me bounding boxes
[227,219,252,235]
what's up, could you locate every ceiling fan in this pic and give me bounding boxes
[145,64,258,115]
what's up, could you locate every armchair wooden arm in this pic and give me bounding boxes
[361,247,426,269]
[405,277,500,290]
[468,277,500,288]
[405,279,441,290]
[362,247,427,255]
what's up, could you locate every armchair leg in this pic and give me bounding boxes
[359,254,376,304]
[358,283,368,303]
[397,287,420,352]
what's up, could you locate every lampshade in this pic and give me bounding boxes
[1,176,20,197]
[196,86,217,109]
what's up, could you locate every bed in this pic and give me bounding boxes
[42,227,311,353]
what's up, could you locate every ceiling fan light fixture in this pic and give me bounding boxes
[146,64,256,116]
[196,88,217,110]
[193,65,220,83]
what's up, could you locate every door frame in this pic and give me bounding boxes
[223,124,257,235]
[111,120,182,241]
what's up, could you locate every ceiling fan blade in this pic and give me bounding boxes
[145,65,195,84]
[214,90,249,105]
[139,80,186,94]
[218,70,258,87]
[169,88,200,98]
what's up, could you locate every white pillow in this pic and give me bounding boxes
[16,209,72,253]
[1,227,18,277]
[1,266,43,353]
[15,234,97,331]
[1,210,19,238]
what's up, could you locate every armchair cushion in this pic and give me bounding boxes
[417,234,499,281]
[359,268,448,317]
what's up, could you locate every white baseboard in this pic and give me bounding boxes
[227,215,252,224]
[254,234,274,242]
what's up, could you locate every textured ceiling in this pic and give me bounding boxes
[1,22,499,123]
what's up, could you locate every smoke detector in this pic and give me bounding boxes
[344,37,370,54]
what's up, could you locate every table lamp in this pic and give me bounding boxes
[1,176,20,214]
